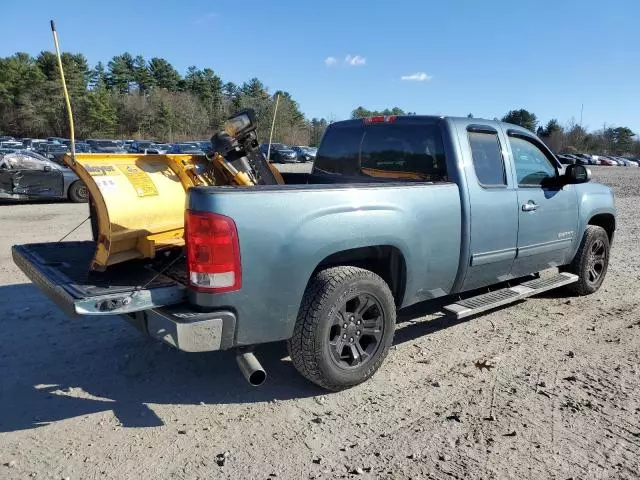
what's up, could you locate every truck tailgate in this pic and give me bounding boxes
[12,241,186,316]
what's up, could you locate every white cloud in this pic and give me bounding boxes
[345,55,366,66]
[401,72,433,82]
[324,56,337,66]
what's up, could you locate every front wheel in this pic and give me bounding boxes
[563,225,610,295]
[287,266,396,391]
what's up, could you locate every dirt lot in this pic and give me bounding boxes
[1,166,638,480]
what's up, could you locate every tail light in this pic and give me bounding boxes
[185,211,241,293]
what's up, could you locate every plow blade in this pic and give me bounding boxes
[66,153,214,271]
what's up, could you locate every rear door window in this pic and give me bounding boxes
[314,122,447,181]
[468,131,506,187]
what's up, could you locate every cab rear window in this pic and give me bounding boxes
[314,122,448,181]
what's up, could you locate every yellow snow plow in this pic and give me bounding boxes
[67,153,210,271]
[68,111,283,271]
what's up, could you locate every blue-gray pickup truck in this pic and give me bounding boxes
[13,115,616,390]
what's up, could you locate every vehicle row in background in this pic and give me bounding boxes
[556,152,639,166]
[0,136,319,164]
[259,143,317,163]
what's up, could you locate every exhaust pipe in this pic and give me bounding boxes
[236,351,266,386]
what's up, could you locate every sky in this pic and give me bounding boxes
[2,0,639,133]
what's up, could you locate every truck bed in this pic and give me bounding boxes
[12,241,186,316]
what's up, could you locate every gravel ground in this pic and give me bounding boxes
[0,166,638,479]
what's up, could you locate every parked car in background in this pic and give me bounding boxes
[571,154,589,165]
[146,143,172,154]
[614,157,637,167]
[570,153,589,165]
[598,156,618,166]
[558,153,586,165]
[74,142,92,153]
[0,149,88,202]
[169,143,204,154]
[86,139,127,153]
[21,138,47,150]
[556,154,575,165]
[291,146,317,162]
[0,136,15,142]
[194,140,212,152]
[0,141,25,150]
[52,140,91,154]
[129,140,157,153]
[35,143,70,164]
[259,143,297,163]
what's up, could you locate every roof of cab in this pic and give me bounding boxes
[329,115,537,138]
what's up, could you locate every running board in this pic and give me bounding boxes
[443,272,579,319]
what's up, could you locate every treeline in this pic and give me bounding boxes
[2,52,636,155]
[0,52,328,145]
[500,109,638,156]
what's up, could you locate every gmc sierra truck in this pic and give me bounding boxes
[13,115,616,390]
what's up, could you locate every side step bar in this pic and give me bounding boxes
[443,272,578,320]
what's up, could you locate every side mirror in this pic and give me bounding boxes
[565,164,591,184]
[43,165,52,172]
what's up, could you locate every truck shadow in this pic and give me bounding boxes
[0,284,325,433]
[0,284,463,433]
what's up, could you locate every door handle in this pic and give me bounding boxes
[522,201,538,212]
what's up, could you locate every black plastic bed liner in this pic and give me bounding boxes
[12,241,186,316]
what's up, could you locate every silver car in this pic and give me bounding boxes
[0,150,88,202]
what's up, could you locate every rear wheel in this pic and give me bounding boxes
[287,266,396,391]
[68,181,89,203]
[563,225,610,295]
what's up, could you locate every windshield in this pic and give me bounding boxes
[271,144,288,150]
[50,145,69,153]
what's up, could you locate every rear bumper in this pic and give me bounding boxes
[13,242,235,353]
[126,307,236,352]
